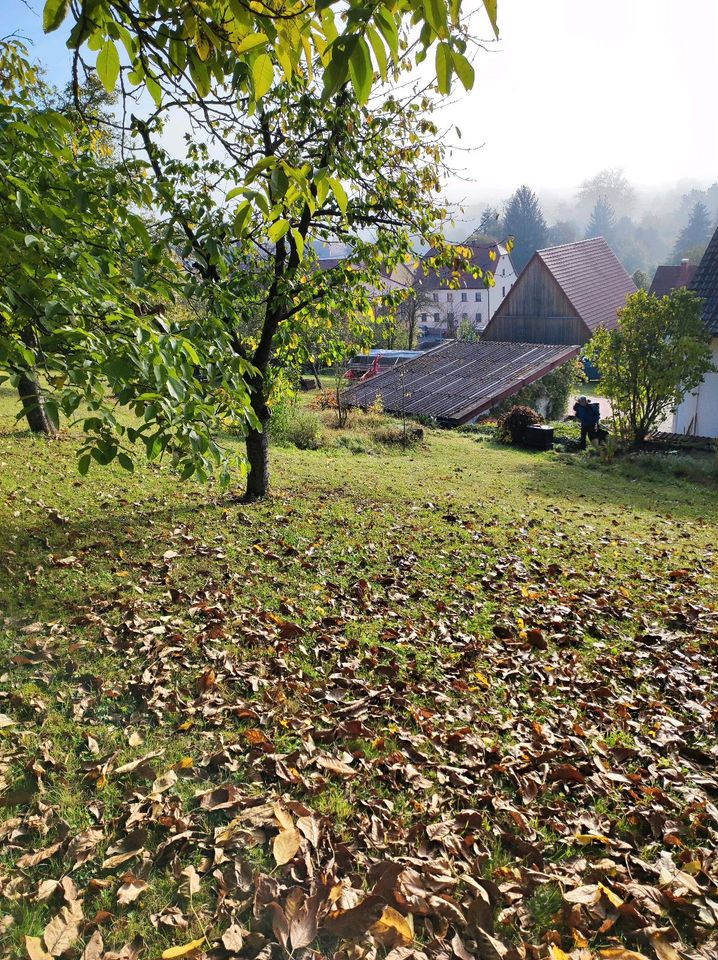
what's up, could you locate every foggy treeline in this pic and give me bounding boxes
[453,170,718,284]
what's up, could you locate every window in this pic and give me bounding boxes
[447,292,453,302]
[447,312,454,321]
[461,292,467,302]
[421,313,427,322]
[501,267,505,276]
[432,292,438,302]
[475,291,482,302]
[476,312,482,322]
[462,312,468,320]
[433,312,439,322]
[502,286,506,296]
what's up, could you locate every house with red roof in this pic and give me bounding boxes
[482,237,636,345]
[648,259,697,298]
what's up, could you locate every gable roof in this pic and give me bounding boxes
[690,225,718,335]
[530,237,636,334]
[343,340,579,425]
[649,262,697,298]
[417,242,511,290]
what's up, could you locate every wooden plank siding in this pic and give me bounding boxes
[482,257,589,345]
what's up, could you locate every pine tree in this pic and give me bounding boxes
[585,196,616,241]
[673,202,712,261]
[502,186,548,272]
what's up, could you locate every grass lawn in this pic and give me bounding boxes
[1,384,717,960]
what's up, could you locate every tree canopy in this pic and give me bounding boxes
[502,185,547,272]
[586,288,714,443]
[0,0,503,498]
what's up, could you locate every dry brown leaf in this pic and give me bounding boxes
[25,936,52,960]
[67,829,103,869]
[273,827,301,865]
[117,875,148,906]
[80,930,104,960]
[221,924,244,952]
[16,841,63,869]
[315,754,356,778]
[43,903,83,957]
[648,935,683,960]
[179,865,200,897]
[151,769,178,794]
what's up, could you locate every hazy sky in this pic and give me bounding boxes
[6,0,717,202]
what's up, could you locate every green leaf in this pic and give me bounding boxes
[268,219,290,243]
[374,8,398,60]
[118,452,134,473]
[484,0,500,38]
[96,40,121,93]
[366,26,388,81]
[43,0,70,32]
[424,0,448,36]
[291,228,305,261]
[236,32,269,54]
[328,177,348,215]
[252,53,274,99]
[146,75,162,106]
[451,49,474,91]
[78,453,91,476]
[435,42,453,95]
[348,36,373,105]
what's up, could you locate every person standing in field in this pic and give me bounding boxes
[574,395,607,449]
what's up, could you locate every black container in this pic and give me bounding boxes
[523,424,554,450]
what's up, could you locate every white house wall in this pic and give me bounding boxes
[672,338,718,438]
[418,253,517,336]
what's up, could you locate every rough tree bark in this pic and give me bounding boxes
[244,377,270,501]
[17,369,58,436]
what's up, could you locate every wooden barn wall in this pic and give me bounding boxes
[483,258,588,345]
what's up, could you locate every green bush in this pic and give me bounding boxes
[269,403,324,450]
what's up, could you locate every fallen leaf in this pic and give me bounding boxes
[273,827,301,865]
[25,936,52,960]
[161,937,206,959]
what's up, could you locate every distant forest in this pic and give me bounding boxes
[458,170,718,288]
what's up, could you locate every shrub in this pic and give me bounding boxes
[269,403,324,449]
[495,405,543,444]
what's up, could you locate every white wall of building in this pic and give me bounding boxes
[418,252,517,336]
[672,339,718,437]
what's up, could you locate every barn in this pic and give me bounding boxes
[482,237,636,345]
[671,226,718,438]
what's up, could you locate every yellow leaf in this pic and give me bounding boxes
[371,906,413,946]
[599,882,624,908]
[548,947,571,960]
[273,827,301,865]
[598,949,651,960]
[161,938,206,959]
[574,833,615,846]
[473,671,490,688]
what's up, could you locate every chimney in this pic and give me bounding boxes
[680,257,690,282]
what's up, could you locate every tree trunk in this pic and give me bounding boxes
[17,370,58,436]
[244,381,270,501]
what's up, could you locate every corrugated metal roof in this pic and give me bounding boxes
[649,263,697,298]
[534,238,636,333]
[343,340,580,425]
[691,226,718,335]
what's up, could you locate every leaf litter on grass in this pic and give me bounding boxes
[1,493,718,960]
